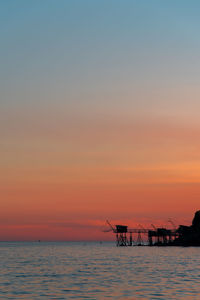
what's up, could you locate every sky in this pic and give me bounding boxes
[1,1,200,240]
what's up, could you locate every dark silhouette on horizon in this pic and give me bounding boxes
[106,211,200,246]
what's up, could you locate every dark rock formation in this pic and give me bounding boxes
[175,210,200,246]
[192,210,200,229]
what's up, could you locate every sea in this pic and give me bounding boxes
[0,241,200,299]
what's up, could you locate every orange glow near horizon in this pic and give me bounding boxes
[2,117,200,240]
[1,130,200,241]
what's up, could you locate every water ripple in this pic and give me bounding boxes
[0,242,200,299]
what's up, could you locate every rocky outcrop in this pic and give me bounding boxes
[175,210,200,246]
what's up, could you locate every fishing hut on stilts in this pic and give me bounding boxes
[104,220,178,246]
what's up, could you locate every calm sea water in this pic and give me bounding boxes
[1,242,200,299]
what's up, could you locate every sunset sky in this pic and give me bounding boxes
[1,1,200,240]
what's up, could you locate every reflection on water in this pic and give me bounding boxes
[0,242,200,299]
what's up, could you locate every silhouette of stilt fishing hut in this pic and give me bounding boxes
[104,211,200,247]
